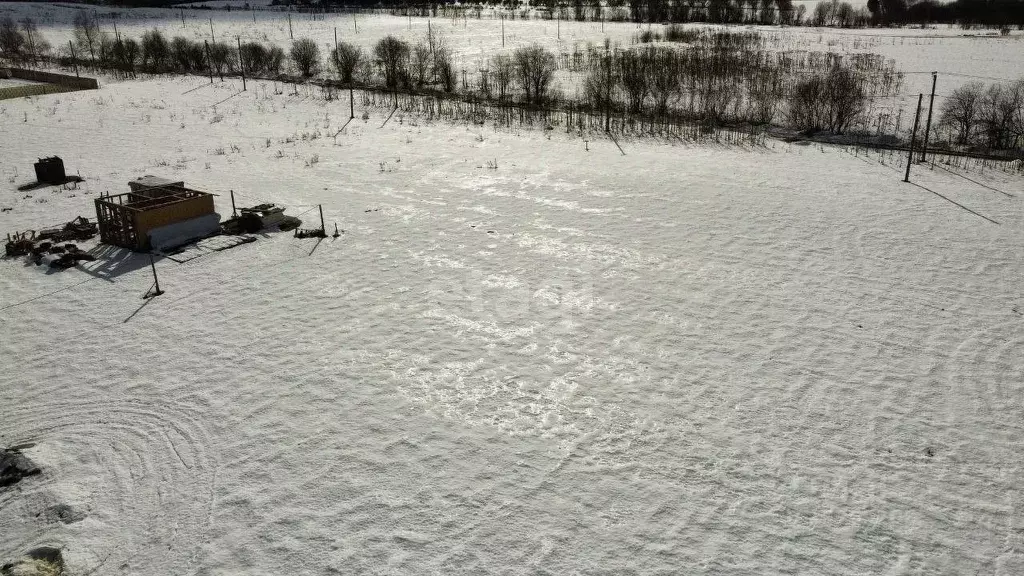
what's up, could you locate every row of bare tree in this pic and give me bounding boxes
[939,80,1024,150]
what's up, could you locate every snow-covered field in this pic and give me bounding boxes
[1,71,1022,574]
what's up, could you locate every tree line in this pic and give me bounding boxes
[1,14,1020,154]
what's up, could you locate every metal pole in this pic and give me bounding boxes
[149,254,163,296]
[921,72,937,162]
[204,40,213,83]
[237,36,246,91]
[905,93,923,183]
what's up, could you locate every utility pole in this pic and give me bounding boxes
[920,71,937,162]
[237,36,246,91]
[905,93,923,183]
[604,54,611,132]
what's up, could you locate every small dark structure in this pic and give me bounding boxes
[95,177,220,251]
[34,157,66,185]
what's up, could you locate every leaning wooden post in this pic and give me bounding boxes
[230,189,237,217]
[209,18,215,42]
[904,93,923,183]
[349,86,354,119]
[318,204,325,234]
[288,12,293,40]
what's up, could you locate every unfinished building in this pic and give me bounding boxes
[94,177,221,251]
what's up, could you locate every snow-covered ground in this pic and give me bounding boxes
[1,74,1022,574]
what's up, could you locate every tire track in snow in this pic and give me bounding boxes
[0,399,217,575]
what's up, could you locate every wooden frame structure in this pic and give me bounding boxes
[95,184,216,251]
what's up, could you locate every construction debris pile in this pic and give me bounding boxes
[222,203,301,234]
[4,216,98,269]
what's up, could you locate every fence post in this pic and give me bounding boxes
[905,93,923,183]
[148,254,164,297]
[920,72,937,162]
[237,36,246,91]
[69,41,79,77]
[204,40,213,83]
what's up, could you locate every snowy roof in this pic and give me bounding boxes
[131,175,181,188]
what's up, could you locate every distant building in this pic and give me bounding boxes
[94,177,220,251]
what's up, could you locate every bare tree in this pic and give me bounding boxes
[491,53,514,101]
[434,45,457,93]
[513,44,557,105]
[411,42,431,87]
[208,41,233,80]
[374,35,410,89]
[140,29,169,73]
[73,12,101,63]
[170,37,205,72]
[330,41,362,84]
[979,80,1024,149]
[939,81,983,144]
[788,76,827,133]
[584,53,617,128]
[20,18,49,65]
[822,65,864,133]
[0,16,25,62]
[266,45,285,75]
[290,38,320,77]
[619,49,650,114]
